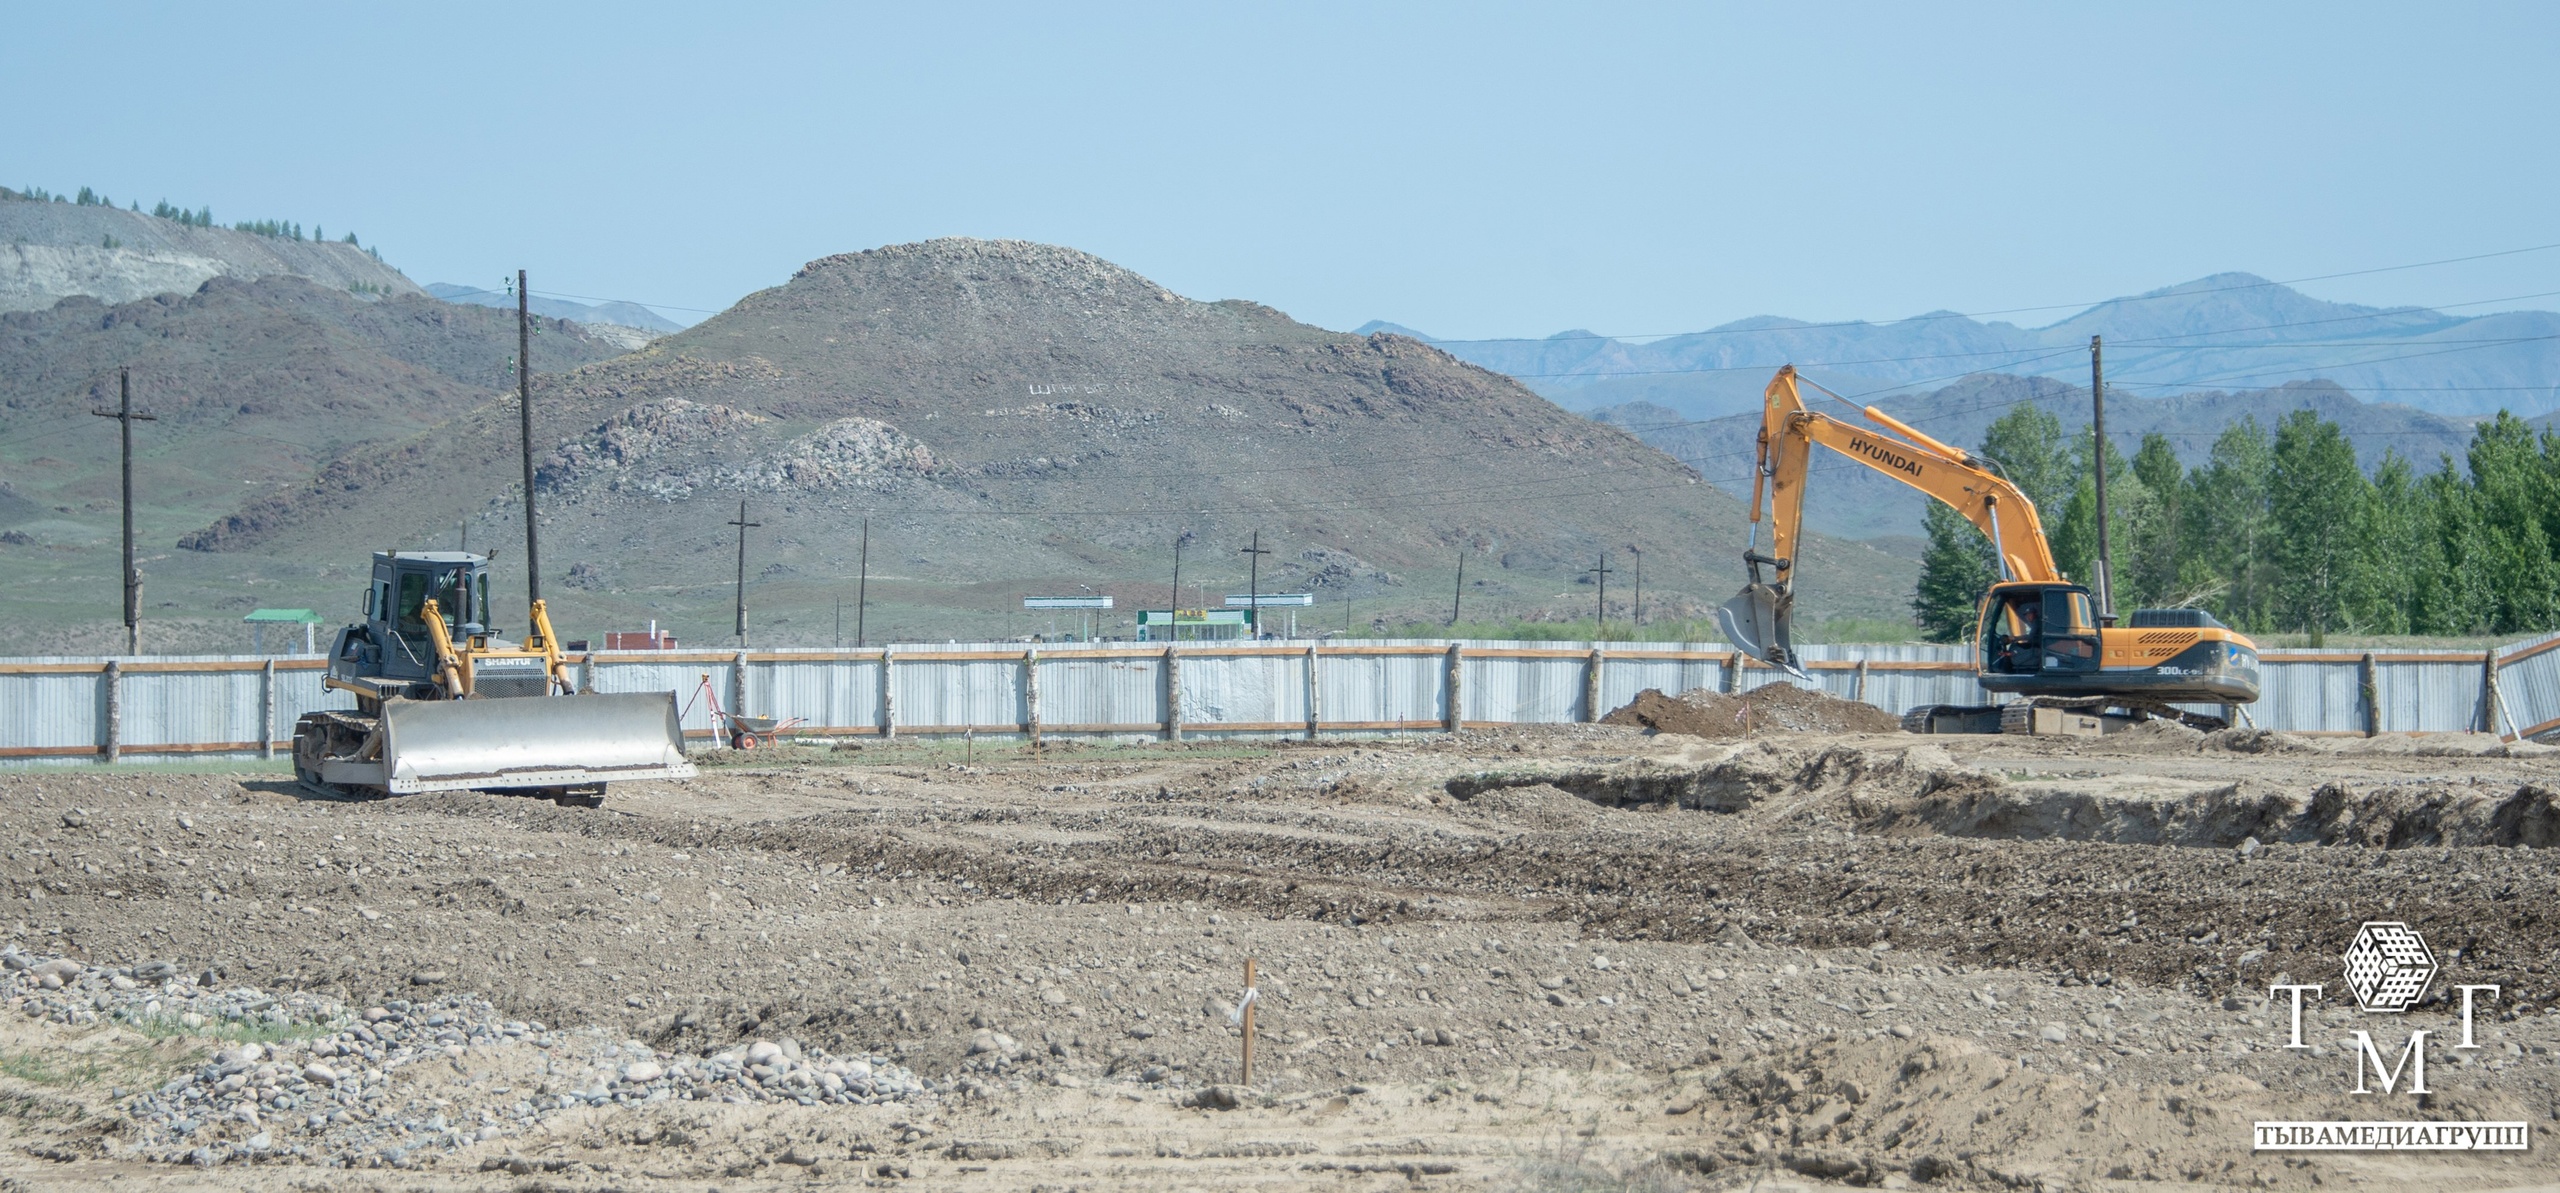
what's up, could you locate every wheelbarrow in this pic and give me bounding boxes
[681,675,805,749]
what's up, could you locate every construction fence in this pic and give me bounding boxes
[3,635,2556,764]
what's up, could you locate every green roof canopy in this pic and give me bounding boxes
[242,608,324,624]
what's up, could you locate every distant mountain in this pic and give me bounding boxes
[0,188,420,313]
[1379,274,2560,418]
[1594,374,2502,542]
[427,283,685,342]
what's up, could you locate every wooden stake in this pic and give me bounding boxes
[1242,957,1257,1085]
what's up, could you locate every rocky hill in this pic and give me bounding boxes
[1377,274,2560,419]
[0,277,637,654]
[0,188,419,313]
[140,239,1915,648]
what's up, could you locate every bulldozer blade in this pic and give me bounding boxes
[1717,585,1810,681]
[378,692,696,795]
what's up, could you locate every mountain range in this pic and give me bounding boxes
[0,238,1915,653]
[1364,273,2560,420]
[425,283,686,341]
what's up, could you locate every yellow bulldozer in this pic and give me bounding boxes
[291,551,695,805]
[1718,366,2261,734]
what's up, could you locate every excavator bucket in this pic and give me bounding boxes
[377,692,696,794]
[1717,583,1811,681]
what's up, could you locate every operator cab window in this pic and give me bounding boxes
[393,570,468,636]
[1987,594,2040,673]
[395,573,428,636]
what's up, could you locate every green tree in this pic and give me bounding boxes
[1912,501,1995,641]
[2123,433,2186,607]
[2420,462,2496,636]
[2353,452,2426,636]
[1911,402,2069,640]
[2465,413,2560,632]
[1977,402,2071,516]
[2184,417,2274,630]
[2049,431,2135,593]
[2268,410,2374,644]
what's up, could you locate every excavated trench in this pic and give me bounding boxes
[1446,739,2560,850]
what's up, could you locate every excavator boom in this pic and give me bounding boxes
[1718,367,2259,716]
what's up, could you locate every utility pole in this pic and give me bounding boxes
[1630,546,1643,630]
[517,269,542,610]
[2091,335,2114,622]
[728,500,760,643]
[854,516,869,647]
[1168,530,1193,641]
[1239,531,1271,639]
[1587,552,1614,635]
[90,368,155,655]
[1449,547,1465,627]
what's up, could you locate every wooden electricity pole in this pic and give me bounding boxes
[91,368,155,655]
[2091,335,2114,622]
[1630,546,1644,630]
[1449,547,1465,627]
[1587,552,1613,634]
[518,270,542,609]
[1239,530,1271,639]
[729,500,761,643]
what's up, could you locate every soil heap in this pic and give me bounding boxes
[1602,681,1904,737]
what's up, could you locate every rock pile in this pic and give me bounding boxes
[0,948,930,1169]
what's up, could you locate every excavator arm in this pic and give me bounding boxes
[1719,365,2059,672]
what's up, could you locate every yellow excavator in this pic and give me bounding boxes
[292,551,695,804]
[1717,366,2261,733]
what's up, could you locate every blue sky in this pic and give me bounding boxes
[11,3,2556,338]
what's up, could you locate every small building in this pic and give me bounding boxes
[242,609,323,656]
[605,621,680,650]
[1137,608,1254,642]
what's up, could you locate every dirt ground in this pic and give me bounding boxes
[2,716,2560,1191]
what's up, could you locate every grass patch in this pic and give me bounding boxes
[0,1052,102,1087]
[126,1015,332,1046]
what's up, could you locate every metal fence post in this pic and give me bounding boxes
[2359,652,2381,737]
[1444,643,1463,733]
[1584,648,1603,722]
[1025,648,1041,747]
[1305,643,1321,741]
[260,658,277,760]
[101,660,120,763]
[1165,644,1182,742]
[880,646,897,741]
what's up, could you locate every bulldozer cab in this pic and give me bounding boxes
[359,552,491,683]
[1979,582,2099,677]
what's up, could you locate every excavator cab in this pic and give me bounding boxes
[1979,583,2099,678]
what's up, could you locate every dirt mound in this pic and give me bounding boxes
[1602,682,1902,737]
